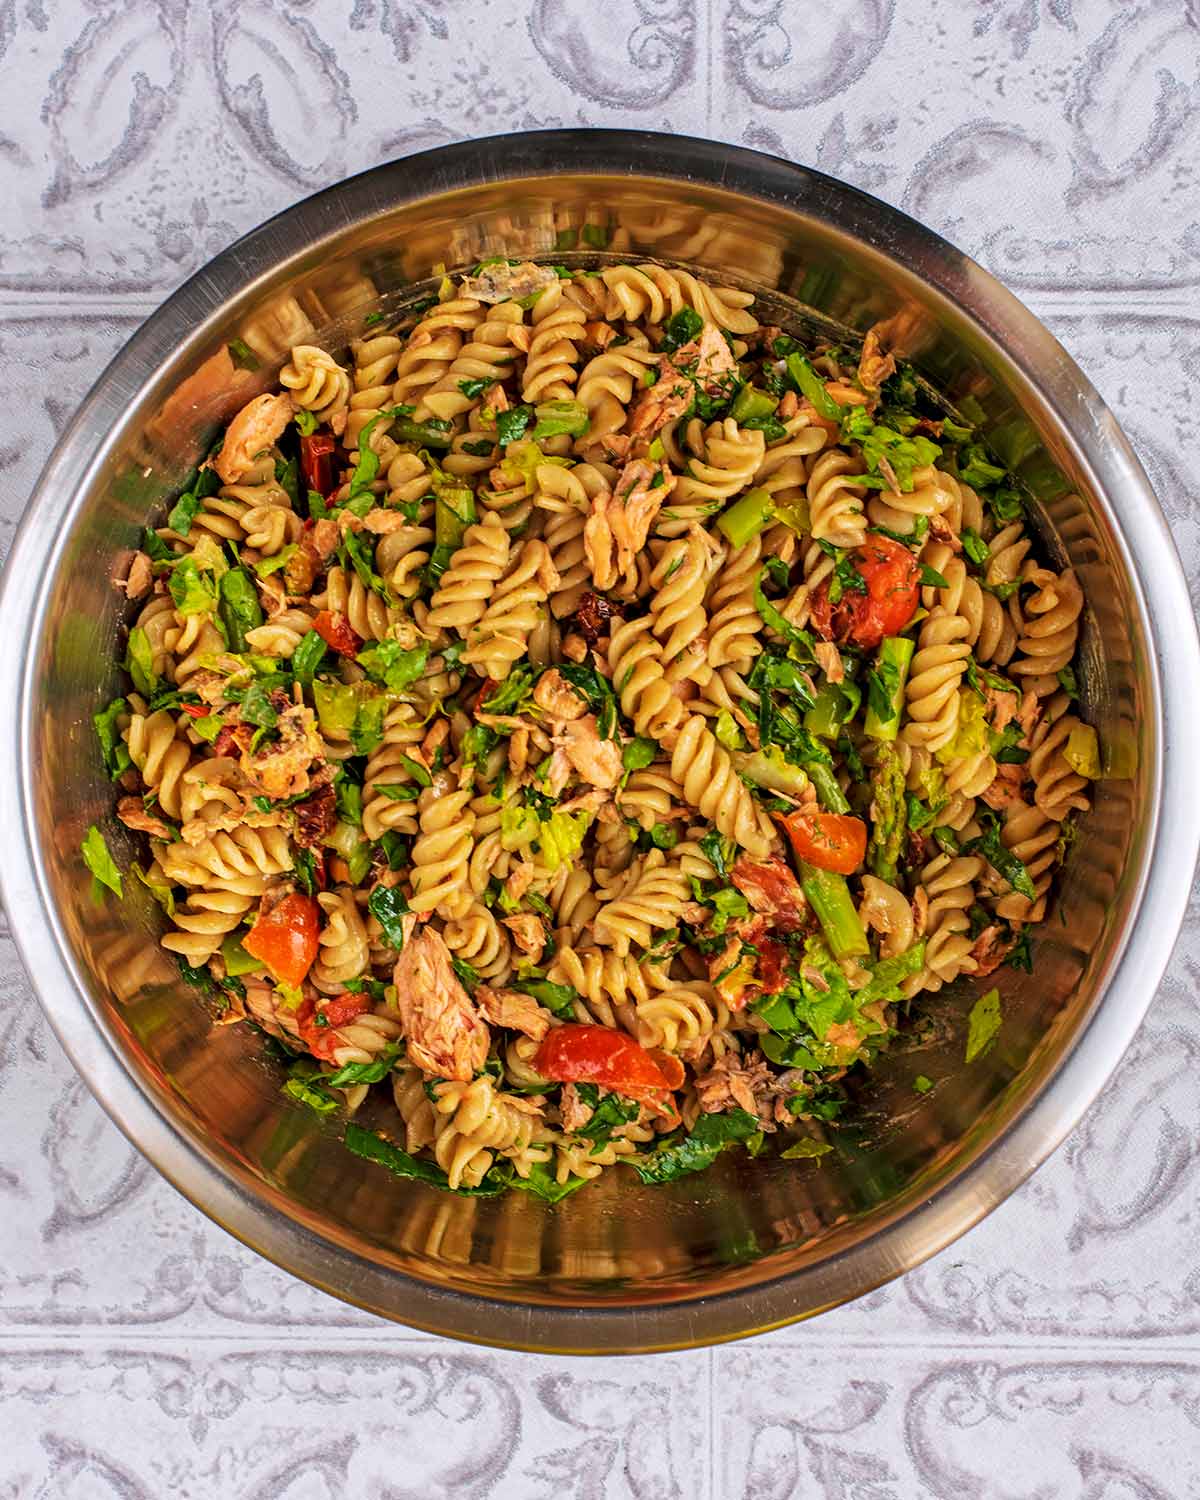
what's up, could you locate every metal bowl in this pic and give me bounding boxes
[2,131,1197,1354]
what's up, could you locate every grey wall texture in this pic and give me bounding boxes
[1,2,1198,1495]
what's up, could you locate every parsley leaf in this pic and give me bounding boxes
[660,307,703,353]
[965,814,1035,899]
[495,405,534,447]
[627,1108,760,1185]
[367,884,411,950]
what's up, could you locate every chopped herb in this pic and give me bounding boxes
[495,405,534,447]
[368,883,411,950]
[457,376,495,401]
[931,825,960,856]
[825,549,869,606]
[1006,930,1033,972]
[398,753,432,788]
[94,697,132,779]
[344,1123,505,1195]
[481,666,535,716]
[965,815,1035,899]
[698,831,736,881]
[556,660,618,740]
[238,681,279,733]
[291,847,318,896]
[573,1082,640,1142]
[627,1108,760,1185]
[81,825,123,900]
[376,782,421,802]
[217,566,264,652]
[513,975,576,1016]
[660,307,703,353]
[227,337,259,370]
[339,528,392,603]
[291,629,328,688]
[166,464,220,538]
[965,987,1002,1062]
[324,1038,402,1086]
[142,527,175,565]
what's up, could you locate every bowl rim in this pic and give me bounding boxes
[3,128,1198,1353]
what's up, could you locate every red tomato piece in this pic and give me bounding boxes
[179,702,210,719]
[646,1050,686,1091]
[777,811,867,875]
[534,1024,672,1096]
[300,433,338,499]
[312,609,362,657]
[809,535,920,650]
[298,990,373,1060]
[242,893,320,990]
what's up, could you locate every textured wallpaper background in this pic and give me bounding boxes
[1,3,1199,1495]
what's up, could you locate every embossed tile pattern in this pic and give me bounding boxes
[1,2,1197,1494]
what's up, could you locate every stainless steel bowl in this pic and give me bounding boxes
[2,131,1197,1353]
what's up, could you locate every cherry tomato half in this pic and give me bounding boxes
[809,535,920,650]
[242,892,320,990]
[777,811,867,875]
[533,1024,673,1096]
[312,609,362,658]
[298,990,372,1060]
[300,432,338,499]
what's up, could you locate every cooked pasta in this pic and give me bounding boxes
[93,257,1098,1197]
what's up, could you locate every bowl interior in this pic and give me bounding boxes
[16,145,1157,1347]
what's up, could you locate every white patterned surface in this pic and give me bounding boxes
[1,3,1198,1494]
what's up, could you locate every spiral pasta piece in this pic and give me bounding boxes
[1010,567,1083,691]
[462,539,557,681]
[658,420,764,538]
[607,615,682,741]
[312,886,372,993]
[669,715,774,857]
[902,610,972,753]
[279,345,351,427]
[521,280,587,402]
[807,449,868,550]
[390,298,482,415]
[409,779,475,920]
[418,302,524,423]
